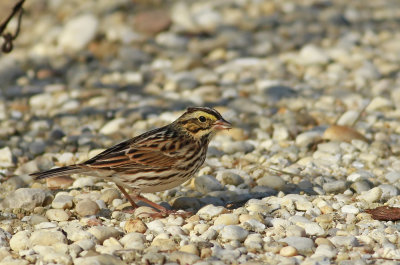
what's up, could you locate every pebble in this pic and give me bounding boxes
[120,232,146,250]
[220,225,249,242]
[214,214,239,225]
[194,175,224,193]
[323,180,347,194]
[330,236,359,247]
[0,147,13,167]
[30,230,67,246]
[124,219,147,234]
[52,194,74,209]
[74,254,126,265]
[58,14,99,51]
[217,171,244,186]
[256,175,286,190]
[169,251,200,265]
[100,189,120,204]
[341,205,360,214]
[280,246,298,257]
[357,187,382,203]
[280,237,315,255]
[10,231,30,251]
[0,188,46,211]
[304,223,325,236]
[179,244,199,256]
[46,209,69,221]
[75,199,100,216]
[197,205,226,220]
[88,227,121,244]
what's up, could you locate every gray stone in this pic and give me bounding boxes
[280,237,315,255]
[323,180,347,194]
[379,184,399,201]
[217,171,244,186]
[1,188,46,211]
[29,141,46,156]
[350,180,372,194]
[194,175,223,193]
[257,175,286,190]
[220,225,249,242]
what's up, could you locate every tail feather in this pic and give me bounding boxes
[30,165,84,180]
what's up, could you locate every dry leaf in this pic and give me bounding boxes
[365,206,400,221]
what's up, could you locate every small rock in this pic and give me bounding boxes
[280,236,315,255]
[120,232,145,250]
[194,175,223,193]
[10,231,30,251]
[214,214,239,226]
[169,251,200,265]
[171,197,201,210]
[72,177,95,188]
[75,199,100,216]
[312,244,337,258]
[341,205,360,214]
[100,189,120,204]
[29,141,46,156]
[30,230,67,246]
[280,246,298,257]
[88,226,121,244]
[0,146,13,167]
[151,238,177,251]
[350,180,372,194]
[298,44,330,65]
[330,236,359,247]
[217,171,244,186]
[323,180,347,194]
[323,125,367,142]
[357,187,382,203]
[46,209,69,221]
[220,225,249,242]
[304,223,325,236]
[1,188,46,211]
[52,194,74,209]
[58,14,99,52]
[100,118,126,135]
[197,205,226,220]
[379,184,399,201]
[295,131,322,147]
[366,97,393,111]
[385,172,400,184]
[133,10,171,34]
[257,175,286,190]
[74,254,126,265]
[179,244,199,256]
[124,219,147,233]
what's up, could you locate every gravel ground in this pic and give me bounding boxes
[1,0,400,264]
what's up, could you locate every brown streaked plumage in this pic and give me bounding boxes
[31,107,231,216]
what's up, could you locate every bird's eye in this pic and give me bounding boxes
[198,116,206,122]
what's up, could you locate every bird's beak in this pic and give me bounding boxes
[213,119,232,130]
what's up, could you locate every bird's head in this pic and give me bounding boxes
[174,107,232,139]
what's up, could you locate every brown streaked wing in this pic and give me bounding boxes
[87,149,178,170]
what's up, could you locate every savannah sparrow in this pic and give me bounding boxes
[31,107,231,215]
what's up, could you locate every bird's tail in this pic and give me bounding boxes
[30,165,85,180]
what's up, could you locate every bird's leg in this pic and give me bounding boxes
[116,185,191,217]
[116,184,139,209]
